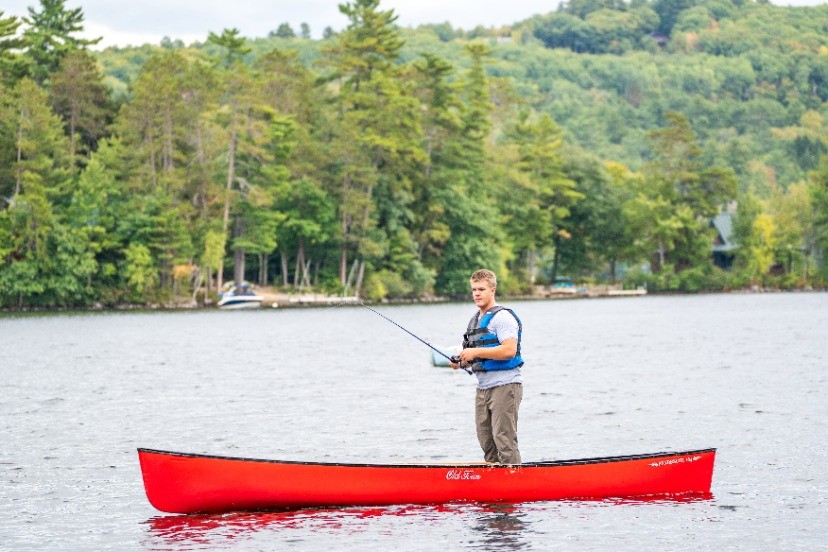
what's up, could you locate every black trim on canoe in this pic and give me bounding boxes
[137,447,716,469]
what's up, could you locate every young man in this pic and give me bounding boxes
[450,269,524,464]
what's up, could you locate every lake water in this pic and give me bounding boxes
[1,292,826,551]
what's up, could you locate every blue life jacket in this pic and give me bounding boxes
[463,305,524,373]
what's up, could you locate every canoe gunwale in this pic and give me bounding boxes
[137,447,716,469]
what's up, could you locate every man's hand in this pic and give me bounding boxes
[459,348,480,364]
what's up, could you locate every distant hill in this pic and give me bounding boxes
[95,0,828,193]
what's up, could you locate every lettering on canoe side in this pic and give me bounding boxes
[446,469,482,481]
[649,455,703,468]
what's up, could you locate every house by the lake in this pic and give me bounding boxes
[711,211,737,270]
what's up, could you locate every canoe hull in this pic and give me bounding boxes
[138,448,715,514]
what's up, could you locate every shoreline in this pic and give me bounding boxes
[1,286,824,314]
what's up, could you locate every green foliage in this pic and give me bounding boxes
[555,153,630,280]
[500,112,582,282]
[531,3,659,54]
[809,158,828,280]
[22,0,100,84]
[49,50,113,163]
[0,77,104,307]
[2,0,827,308]
[364,268,415,300]
[122,243,157,296]
[623,262,752,292]
[0,11,28,84]
[208,28,251,68]
[629,112,738,271]
[271,23,296,40]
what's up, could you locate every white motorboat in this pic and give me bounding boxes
[217,282,263,309]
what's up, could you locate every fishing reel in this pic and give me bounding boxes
[449,355,473,375]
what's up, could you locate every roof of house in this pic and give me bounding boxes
[711,212,737,253]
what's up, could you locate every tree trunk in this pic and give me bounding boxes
[657,240,666,272]
[233,218,244,287]
[222,128,237,232]
[344,258,359,297]
[258,253,268,286]
[551,236,561,283]
[355,260,365,298]
[280,250,289,287]
[15,106,24,196]
[339,171,351,287]
[217,107,238,293]
[294,238,305,290]
[194,120,207,211]
[148,125,158,189]
[234,247,245,287]
[69,101,78,162]
[301,258,312,288]
[160,255,170,290]
[163,104,174,172]
[340,216,348,287]
[191,271,204,303]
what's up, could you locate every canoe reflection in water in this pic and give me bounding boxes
[143,495,714,550]
[471,505,530,550]
[144,505,490,547]
[143,504,537,549]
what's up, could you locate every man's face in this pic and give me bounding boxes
[471,279,495,310]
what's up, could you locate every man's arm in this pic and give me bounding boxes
[458,337,517,364]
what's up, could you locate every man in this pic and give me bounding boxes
[450,269,524,464]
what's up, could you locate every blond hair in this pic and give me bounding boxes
[470,269,497,288]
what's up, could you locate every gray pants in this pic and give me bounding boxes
[475,383,522,464]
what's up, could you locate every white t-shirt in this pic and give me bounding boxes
[472,308,523,390]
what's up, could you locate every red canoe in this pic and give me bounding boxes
[138,447,715,514]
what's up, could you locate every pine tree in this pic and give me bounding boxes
[410,53,461,264]
[22,0,100,85]
[207,28,250,69]
[0,11,28,84]
[642,112,737,271]
[114,52,202,299]
[256,48,334,287]
[49,50,111,164]
[503,112,582,284]
[0,77,92,307]
[322,0,423,294]
[211,61,271,289]
[433,43,503,296]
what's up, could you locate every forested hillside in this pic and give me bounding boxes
[1,0,827,308]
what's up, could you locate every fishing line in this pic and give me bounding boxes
[327,299,471,374]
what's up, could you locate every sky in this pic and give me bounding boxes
[3,0,827,48]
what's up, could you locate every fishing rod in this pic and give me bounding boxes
[333,300,471,375]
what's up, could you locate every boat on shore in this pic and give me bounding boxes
[217,282,263,310]
[137,447,715,514]
[217,294,263,309]
[431,345,461,367]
